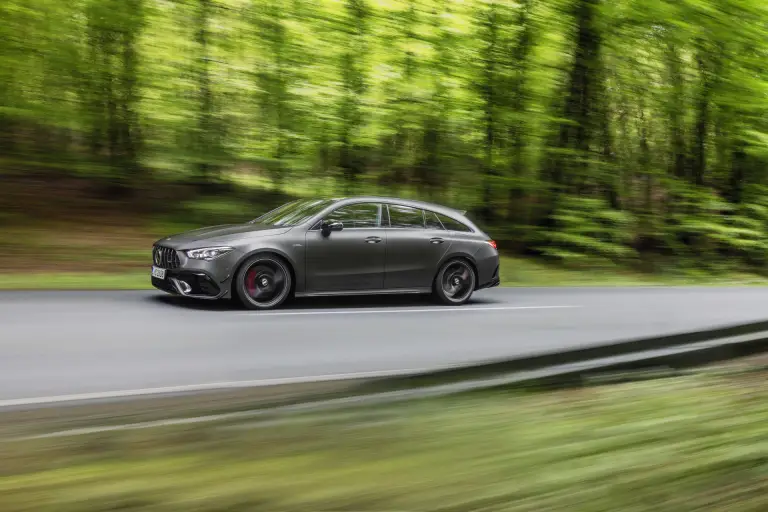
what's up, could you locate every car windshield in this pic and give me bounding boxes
[249,198,335,227]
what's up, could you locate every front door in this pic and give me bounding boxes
[305,202,386,292]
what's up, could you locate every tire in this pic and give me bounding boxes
[433,258,476,305]
[234,254,293,311]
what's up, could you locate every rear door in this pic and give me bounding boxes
[383,204,452,289]
[305,202,386,292]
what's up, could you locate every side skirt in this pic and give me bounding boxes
[295,288,431,298]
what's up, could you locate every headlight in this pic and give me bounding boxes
[185,246,234,261]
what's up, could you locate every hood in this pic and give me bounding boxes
[156,223,292,248]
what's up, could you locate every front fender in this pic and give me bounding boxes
[227,244,305,297]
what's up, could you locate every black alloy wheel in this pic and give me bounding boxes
[235,255,292,310]
[434,259,476,305]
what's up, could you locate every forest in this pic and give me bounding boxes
[3,0,768,275]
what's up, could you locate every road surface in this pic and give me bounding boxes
[1,287,767,404]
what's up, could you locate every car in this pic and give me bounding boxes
[151,196,500,310]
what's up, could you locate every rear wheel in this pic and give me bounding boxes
[235,255,293,310]
[433,259,476,305]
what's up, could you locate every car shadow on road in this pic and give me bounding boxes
[149,290,504,312]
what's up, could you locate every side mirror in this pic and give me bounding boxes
[321,221,343,237]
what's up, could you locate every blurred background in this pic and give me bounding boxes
[2,0,768,286]
[3,2,768,509]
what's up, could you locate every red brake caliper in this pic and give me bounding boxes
[246,269,258,296]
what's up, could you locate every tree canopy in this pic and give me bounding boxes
[3,0,768,270]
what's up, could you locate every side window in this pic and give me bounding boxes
[325,203,380,228]
[436,213,473,232]
[425,211,444,230]
[388,204,425,229]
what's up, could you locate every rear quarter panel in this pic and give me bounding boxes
[439,232,498,286]
[472,241,500,285]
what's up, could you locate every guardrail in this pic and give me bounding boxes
[363,318,768,391]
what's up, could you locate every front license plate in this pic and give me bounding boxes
[152,266,166,279]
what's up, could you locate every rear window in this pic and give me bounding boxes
[436,213,473,232]
[425,211,444,230]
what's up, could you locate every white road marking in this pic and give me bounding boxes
[0,367,433,409]
[239,305,580,317]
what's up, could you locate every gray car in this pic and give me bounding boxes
[151,196,500,310]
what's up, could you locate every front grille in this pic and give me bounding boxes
[153,245,180,269]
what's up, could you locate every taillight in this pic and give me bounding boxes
[486,240,497,250]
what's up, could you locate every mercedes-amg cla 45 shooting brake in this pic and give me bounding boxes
[151,197,500,310]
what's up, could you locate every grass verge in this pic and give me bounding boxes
[0,271,150,290]
[498,257,768,287]
[1,371,766,511]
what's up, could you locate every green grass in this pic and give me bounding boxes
[3,255,768,290]
[499,256,768,287]
[0,271,149,290]
[1,371,767,511]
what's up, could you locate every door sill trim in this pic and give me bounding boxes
[296,288,431,298]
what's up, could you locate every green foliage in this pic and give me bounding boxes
[178,197,256,225]
[3,0,768,273]
[540,195,638,265]
[658,184,768,272]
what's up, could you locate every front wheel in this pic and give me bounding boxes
[433,259,476,305]
[234,255,293,310]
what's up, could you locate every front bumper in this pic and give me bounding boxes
[152,268,226,300]
[151,244,242,299]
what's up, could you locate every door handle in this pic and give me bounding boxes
[430,237,445,244]
[365,236,382,244]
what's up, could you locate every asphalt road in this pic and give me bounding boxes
[1,287,768,404]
